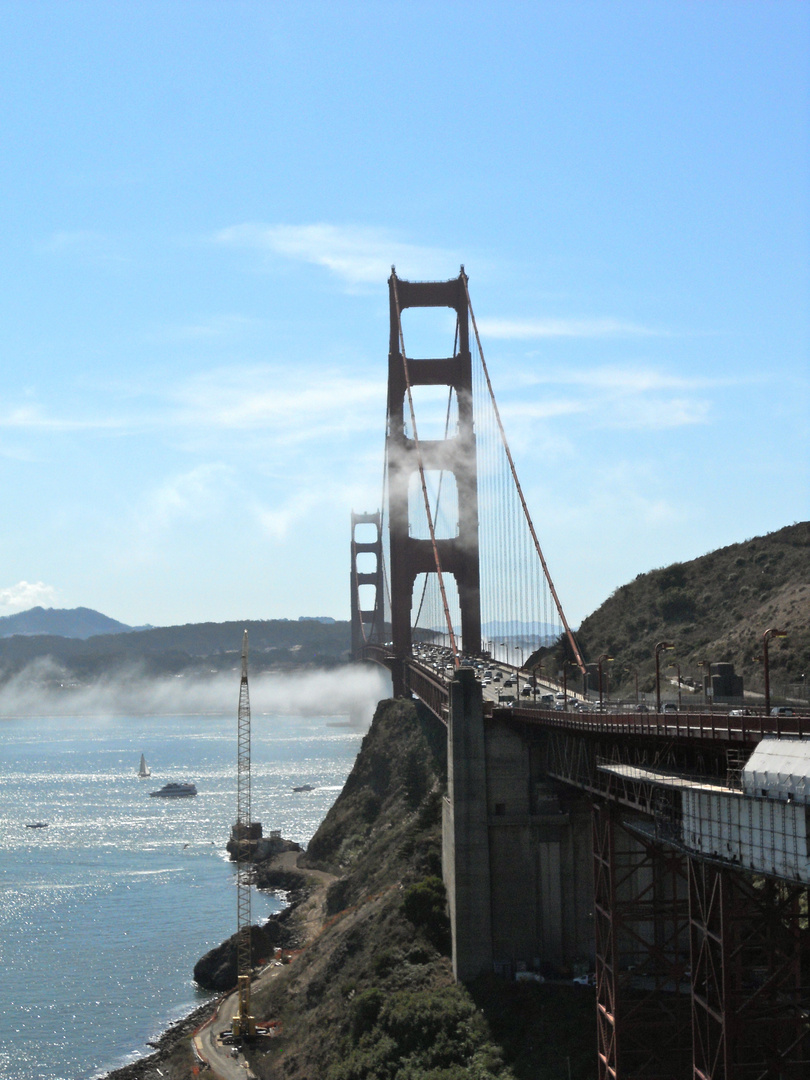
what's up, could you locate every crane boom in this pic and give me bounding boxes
[233,629,255,1039]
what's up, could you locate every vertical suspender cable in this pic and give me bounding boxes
[462,274,586,675]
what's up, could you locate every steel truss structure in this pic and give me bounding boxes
[690,862,810,1079]
[594,802,693,1080]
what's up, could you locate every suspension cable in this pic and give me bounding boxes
[391,275,459,663]
[462,273,586,675]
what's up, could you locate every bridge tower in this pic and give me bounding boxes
[386,268,481,662]
[350,510,384,659]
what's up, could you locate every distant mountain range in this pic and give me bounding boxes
[0,610,352,684]
[0,606,147,640]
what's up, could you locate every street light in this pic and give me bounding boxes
[514,645,523,701]
[655,641,675,713]
[667,662,682,710]
[562,659,578,705]
[597,653,613,708]
[763,627,788,714]
[697,660,710,708]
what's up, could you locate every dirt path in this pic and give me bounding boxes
[192,850,337,1078]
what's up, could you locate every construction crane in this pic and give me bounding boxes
[233,629,256,1039]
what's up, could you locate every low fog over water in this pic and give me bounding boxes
[0,662,391,724]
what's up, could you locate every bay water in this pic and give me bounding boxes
[0,710,366,1080]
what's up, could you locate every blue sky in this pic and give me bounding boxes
[0,1,807,629]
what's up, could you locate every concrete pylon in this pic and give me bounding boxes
[442,667,493,981]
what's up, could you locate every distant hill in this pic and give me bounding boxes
[0,617,351,684]
[574,521,809,702]
[0,606,137,640]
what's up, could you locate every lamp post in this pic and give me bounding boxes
[597,653,613,708]
[499,641,507,666]
[514,646,523,701]
[763,627,787,714]
[667,662,682,709]
[697,660,710,708]
[655,641,675,713]
[563,660,578,706]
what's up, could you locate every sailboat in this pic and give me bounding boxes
[138,754,151,778]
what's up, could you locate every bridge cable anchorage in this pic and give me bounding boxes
[462,272,586,676]
[390,273,460,666]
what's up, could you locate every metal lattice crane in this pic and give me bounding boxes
[233,629,255,1039]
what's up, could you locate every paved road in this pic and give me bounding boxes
[194,989,248,1080]
[194,961,290,1080]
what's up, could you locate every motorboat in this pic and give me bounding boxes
[138,754,151,778]
[149,782,197,798]
[292,784,314,792]
[25,821,48,829]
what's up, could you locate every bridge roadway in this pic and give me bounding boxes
[366,646,810,747]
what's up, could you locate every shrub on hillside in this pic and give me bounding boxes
[331,985,514,1080]
[402,876,451,955]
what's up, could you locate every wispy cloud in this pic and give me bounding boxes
[171,365,385,443]
[214,223,457,286]
[497,365,716,431]
[0,405,128,432]
[0,581,58,614]
[143,463,234,534]
[43,230,129,267]
[477,316,664,339]
[0,365,386,447]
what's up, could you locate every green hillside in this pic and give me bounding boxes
[0,618,351,685]
[573,521,809,704]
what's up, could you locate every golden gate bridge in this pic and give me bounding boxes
[348,269,810,1080]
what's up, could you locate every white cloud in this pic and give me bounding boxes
[214,223,457,287]
[477,317,663,339]
[171,365,386,443]
[0,405,126,432]
[145,464,234,532]
[0,581,59,614]
[496,365,715,431]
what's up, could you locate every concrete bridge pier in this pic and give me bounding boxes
[442,668,493,981]
[442,669,593,982]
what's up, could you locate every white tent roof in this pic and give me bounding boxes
[742,736,810,803]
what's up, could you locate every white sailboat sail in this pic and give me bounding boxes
[138,754,151,778]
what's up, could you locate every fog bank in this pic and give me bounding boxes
[0,661,391,727]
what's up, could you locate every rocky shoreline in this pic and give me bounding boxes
[101,843,326,1080]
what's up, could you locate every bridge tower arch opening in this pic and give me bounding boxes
[386,268,481,663]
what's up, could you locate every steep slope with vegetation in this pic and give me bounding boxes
[188,697,594,1080]
[572,521,809,700]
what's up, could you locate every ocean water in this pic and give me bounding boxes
[0,711,365,1080]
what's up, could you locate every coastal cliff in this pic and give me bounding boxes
[105,696,594,1080]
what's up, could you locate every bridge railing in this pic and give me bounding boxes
[506,704,810,744]
[406,661,450,724]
